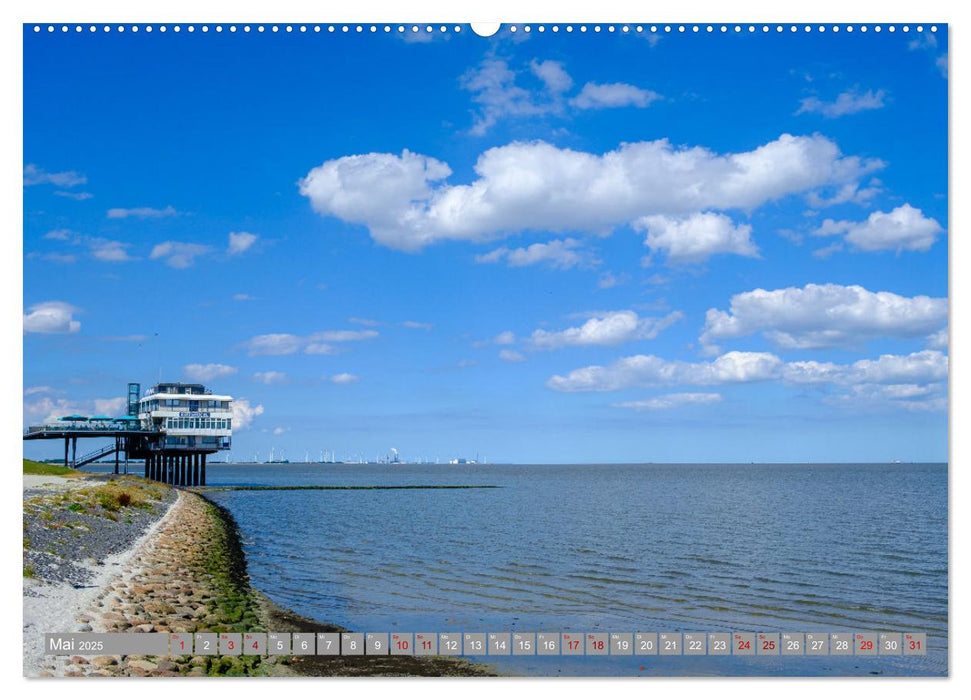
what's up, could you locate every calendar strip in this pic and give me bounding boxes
[46,631,926,657]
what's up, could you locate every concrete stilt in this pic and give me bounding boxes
[201,453,207,486]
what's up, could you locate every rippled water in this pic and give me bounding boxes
[200,463,947,676]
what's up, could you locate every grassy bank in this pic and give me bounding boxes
[23,458,82,477]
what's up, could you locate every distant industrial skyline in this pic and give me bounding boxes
[23,25,948,463]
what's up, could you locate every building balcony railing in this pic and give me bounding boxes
[24,423,161,435]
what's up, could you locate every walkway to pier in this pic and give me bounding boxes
[24,424,212,486]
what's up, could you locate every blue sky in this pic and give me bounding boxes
[23,24,949,463]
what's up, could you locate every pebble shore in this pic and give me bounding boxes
[25,474,495,677]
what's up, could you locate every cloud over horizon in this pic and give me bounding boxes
[700,283,947,352]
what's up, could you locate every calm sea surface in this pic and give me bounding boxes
[193,463,945,676]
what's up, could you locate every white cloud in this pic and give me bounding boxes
[23,301,81,334]
[351,317,381,326]
[38,229,132,263]
[843,350,948,385]
[529,59,573,93]
[783,350,948,386]
[330,373,360,384]
[499,349,526,363]
[570,82,661,110]
[811,204,944,253]
[23,395,126,424]
[242,333,303,356]
[24,386,59,396]
[634,212,759,264]
[23,164,86,187]
[183,363,238,382]
[548,351,784,392]
[54,190,93,201]
[796,89,886,118]
[233,293,254,301]
[812,242,843,260]
[300,134,881,252]
[402,320,433,330]
[304,343,340,355]
[228,231,258,255]
[461,58,560,135]
[806,178,883,208]
[786,350,949,413]
[231,398,264,430]
[313,330,379,342]
[93,397,128,415]
[908,32,947,78]
[273,426,289,436]
[909,32,938,51]
[597,271,628,289]
[253,371,288,385]
[241,330,377,356]
[462,59,656,131]
[37,253,77,264]
[89,238,133,262]
[825,383,946,413]
[475,238,597,269]
[107,205,178,219]
[548,349,948,415]
[700,283,947,351]
[613,393,723,411]
[494,330,516,345]
[150,241,211,268]
[927,328,948,350]
[529,310,682,350]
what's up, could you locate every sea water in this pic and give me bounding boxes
[197,463,946,676]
